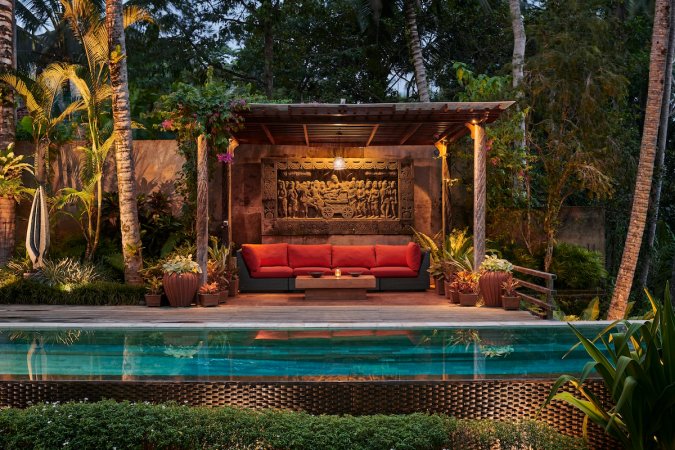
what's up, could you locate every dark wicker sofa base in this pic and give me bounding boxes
[0,379,617,449]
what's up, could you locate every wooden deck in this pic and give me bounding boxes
[0,291,549,327]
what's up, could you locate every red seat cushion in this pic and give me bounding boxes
[332,245,376,268]
[292,267,334,276]
[375,245,409,267]
[406,242,422,271]
[371,267,418,278]
[288,244,332,268]
[250,266,294,278]
[335,267,372,275]
[242,243,288,271]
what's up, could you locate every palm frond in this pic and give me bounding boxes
[123,5,154,28]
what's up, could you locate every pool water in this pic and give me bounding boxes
[0,325,608,381]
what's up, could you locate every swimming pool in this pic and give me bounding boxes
[0,324,609,381]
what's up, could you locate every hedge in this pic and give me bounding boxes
[0,401,588,450]
[0,276,144,305]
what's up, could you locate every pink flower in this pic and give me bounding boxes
[161,119,174,130]
[490,157,499,167]
[486,139,494,152]
[217,153,233,164]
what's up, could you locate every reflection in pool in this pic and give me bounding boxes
[0,325,608,381]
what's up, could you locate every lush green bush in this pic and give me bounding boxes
[550,243,607,289]
[0,275,144,305]
[0,401,587,450]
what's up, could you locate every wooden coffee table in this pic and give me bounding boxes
[295,275,376,300]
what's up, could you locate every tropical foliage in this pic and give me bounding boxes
[545,286,675,449]
[0,143,33,199]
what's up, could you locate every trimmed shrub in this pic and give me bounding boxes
[550,242,607,289]
[0,275,144,305]
[0,401,588,450]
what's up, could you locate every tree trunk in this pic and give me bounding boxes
[33,141,47,185]
[0,0,15,264]
[404,0,430,102]
[107,0,143,284]
[608,0,671,320]
[637,2,675,294]
[263,22,274,98]
[196,134,208,285]
[509,0,527,193]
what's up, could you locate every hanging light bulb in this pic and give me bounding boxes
[333,156,346,170]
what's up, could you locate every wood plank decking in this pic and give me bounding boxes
[0,291,547,327]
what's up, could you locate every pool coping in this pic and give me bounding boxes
[0,320,620,329]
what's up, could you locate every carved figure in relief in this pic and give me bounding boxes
[389,181,398,217]
[368,181,380,218]
[356,180,367,218]
[278,181,287,218]
[380,181,391,218]
[288,181,299,218]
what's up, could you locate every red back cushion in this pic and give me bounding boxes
[375,245,408,267]
[332,246,376,268]
[288,244,332,268]
[242,243,288,270]
[406,242,422,271]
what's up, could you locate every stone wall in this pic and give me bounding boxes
[231,145,442,245]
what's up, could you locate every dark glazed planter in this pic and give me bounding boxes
[219,290,229,303]
[451,289,460,304]
[145,294,162,307]
[229,278,239,297]
[479,271,510,307]
[444,280,453,300]
[502,295,520,311]
[434,277,445,296]
[163,273,199,307]
[459,292,478,307]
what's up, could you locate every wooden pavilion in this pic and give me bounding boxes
[223,101,514,269]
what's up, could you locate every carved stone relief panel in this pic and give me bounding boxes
[261,158,414,235]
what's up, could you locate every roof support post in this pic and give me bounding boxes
[434,140,448,241]
[466,122,486,270]
[225,138,239,246]
[196,134,209,284]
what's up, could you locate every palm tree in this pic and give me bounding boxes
[403,0,429,101]
[607,0,671,320]
[0,64,85,184]
[106,0,143,284]
[0,0,15,158]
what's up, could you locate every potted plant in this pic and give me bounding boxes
[207,259,229,303]
[478,255,513,307]
[456,271,480,307]
[145,276,163,307]
[442,260,456,300]
[198,282,220,307]
[501,276,521,311]
[447,272,461,304]
[162,254,201,307]
[0,144,33,264]
[228,272,239,297]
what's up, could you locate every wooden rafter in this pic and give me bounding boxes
[261,124,276,145]
[366,124,379,146]
[303,124,310,146]
[399,123,423,145]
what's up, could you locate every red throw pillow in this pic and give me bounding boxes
[241,244,261,272]
[406,242,422,271]
[332,246,376,268]
[375,245,408,267]
[288,244,332,268]
[243,243,288,269]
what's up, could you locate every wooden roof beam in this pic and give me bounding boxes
[261,124,276,145]
[399,123,423,145]
[303,124,310,146]
[366,124,379,146]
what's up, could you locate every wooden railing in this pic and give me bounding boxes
[512,265,557,319]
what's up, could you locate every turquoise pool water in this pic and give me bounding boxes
[0,325,609,381]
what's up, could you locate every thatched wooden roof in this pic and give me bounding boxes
[231,101,514,147]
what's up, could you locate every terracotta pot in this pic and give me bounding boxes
[219,289,229,303]
[479,271,510,307]
[199,293,220,307]
[163,272,199,307]
[459,292,479,307]
[444,280,453,299]
[502,295,520,311]
[450,289,460,304]
[0,196,16,265]
[229,278,239,297]
[145,294,162,307]
[434,277,445,296]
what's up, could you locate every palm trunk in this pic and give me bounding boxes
[0,0,14,151]
[404,0,430,102]
[107,0,143,284]
[196,134,208,285]
[33,140,47,185]
[509,0,527,194]
[608,0,670,320]
[637,3,675,293]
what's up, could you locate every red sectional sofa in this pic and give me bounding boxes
[236,243,430,292]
